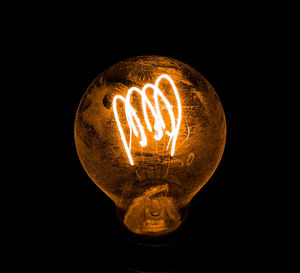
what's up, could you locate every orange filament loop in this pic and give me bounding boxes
[113,74,182,166]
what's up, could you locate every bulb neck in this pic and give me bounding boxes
[115,198,190,238]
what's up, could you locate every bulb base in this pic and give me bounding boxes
[116,186,189,237]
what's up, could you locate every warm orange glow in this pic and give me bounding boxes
[113,74,182,166]
[75,56,226,236]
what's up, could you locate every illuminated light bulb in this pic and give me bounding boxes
[74,56,226,236]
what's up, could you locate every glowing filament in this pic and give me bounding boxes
[113,74,182,165]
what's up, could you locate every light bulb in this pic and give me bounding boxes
[74,56,226,236]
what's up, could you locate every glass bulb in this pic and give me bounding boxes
[74,56,226,236]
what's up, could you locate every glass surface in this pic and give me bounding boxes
[74,56,226,236]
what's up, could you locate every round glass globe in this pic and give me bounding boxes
[74,56,226,236]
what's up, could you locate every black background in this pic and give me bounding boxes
[20,4,298,272]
